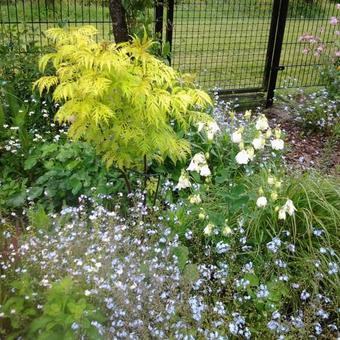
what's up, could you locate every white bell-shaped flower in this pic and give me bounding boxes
[256,196,268,208]
[235,150,250,165]
[255,114,269,131]
[271,139,284,150]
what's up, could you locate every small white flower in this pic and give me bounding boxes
[265,129,272,138]
[252,136,265,150]
[186,153,211,177]
[231,131,242,144]
[175,171,191,190]
[71,322,80,330]
[255,114,269,131]
[206,121,220,140]
[271,139,284,150]
[267,176,275,185]
[278,199,296,220]
[189,194,201,204]
[187,152,206,172]
[198,212,206,220]
[244,110,252,120]
[246,146,255,160]
[256,196,268,208]
[223,226,232,236]
[204,223,214,236]
[198,120,220,140]
[197,121,205,132]
[284,199,296,216]
[271,192,278,200]
[235,150,250,165]
[199,164,211,177]
[278,207,286,220]
[256,284,269,298]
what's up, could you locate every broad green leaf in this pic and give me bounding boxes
[24,156,38,170]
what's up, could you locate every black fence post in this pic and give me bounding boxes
[154,1,164,43]
[266,0,289,107]
[166,0,174,65]
[263,0,281,92]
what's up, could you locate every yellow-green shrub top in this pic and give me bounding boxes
[34,26,212,170]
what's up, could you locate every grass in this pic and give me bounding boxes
[0,0,338,91]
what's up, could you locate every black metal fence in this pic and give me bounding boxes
[163,0,338,97]
[1,0,339,104]
[278,0,338,88]
[0,1,113,47]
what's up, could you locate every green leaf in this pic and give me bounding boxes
[66,159,81,170]
[162,41,171,58]
[41,143,59,157]
[230,184,246,196]
[28,186,44,200]
[208,212,225,225]
[25,307,38,316]
[244,273,259,286]
[24,156,38,170]
[67,300,85,319]
[68,178,82,195]
[29,316,51,334]
[230,195,249,211]
[172,246,189,271]
[183,264,200,283]
[191,171,201,183]
[28,205,51,229]
[44,303,61,317]
[215,169,229,184]
[7,190,26,207]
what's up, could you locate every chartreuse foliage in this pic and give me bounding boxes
[34,26,212,170]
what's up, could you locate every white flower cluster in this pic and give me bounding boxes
[197,120,220,140]
[278,199,296,220]
[228,113,285,165]
[187,152,211,177]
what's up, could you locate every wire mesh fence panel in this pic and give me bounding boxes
[0,0,113,50]
[1,0,339,93]
[170,0,275,91]
[277,0,339,89]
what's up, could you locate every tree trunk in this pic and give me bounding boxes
[109,0,130,43]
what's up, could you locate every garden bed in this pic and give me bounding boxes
[0,23,339,340]
[267,106,340,172]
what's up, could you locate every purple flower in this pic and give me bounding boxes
[329,16,338,25]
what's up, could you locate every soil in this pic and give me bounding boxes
[265,106,340,174]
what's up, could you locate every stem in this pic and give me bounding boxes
[143,155,147,206]
[143,155,148,187]
[153,175,161,206]
[120,168,132,194]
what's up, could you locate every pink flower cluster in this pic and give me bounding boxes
[298,33,320,43]
[329,16,338,26]
[299,6,339,59]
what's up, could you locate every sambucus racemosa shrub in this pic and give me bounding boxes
[34,26,213,172]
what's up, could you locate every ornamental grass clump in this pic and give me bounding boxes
[34,26,212,172]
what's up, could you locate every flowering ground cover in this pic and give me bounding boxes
[0,22,339,340]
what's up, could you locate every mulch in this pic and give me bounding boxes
[265,106,340,173]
